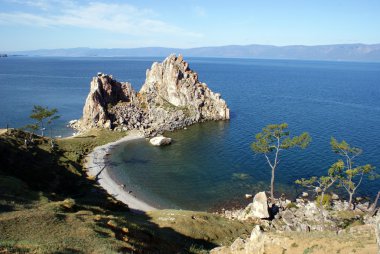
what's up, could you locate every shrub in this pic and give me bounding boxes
[61,198,76,210]
[286,202,298,209]
[291,242,299,248]
[316,194,331,208]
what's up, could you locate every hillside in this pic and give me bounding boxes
[0,129,378,253]
[9,43,380,62]
[0,129,251,253]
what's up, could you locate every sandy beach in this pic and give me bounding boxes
[85,130,156,212]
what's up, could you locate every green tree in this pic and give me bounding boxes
[22,123,39,146]
[296,160,343,208]
[331,137,377,210]
[29,105,60,137]
[251,123,311,202]
[295,161,342,229]
[23,123,39,136]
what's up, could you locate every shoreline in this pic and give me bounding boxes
[84,130,157,212]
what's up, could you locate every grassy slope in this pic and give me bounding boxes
[0,129,251,253]
[265,227,377,254]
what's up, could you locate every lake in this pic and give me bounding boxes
[1,56,379,211]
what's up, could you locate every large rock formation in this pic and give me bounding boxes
[81,74,138,130]
[75,55,230,136]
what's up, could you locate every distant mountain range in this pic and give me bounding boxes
[7,43,380,62]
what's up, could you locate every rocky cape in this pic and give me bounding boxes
[72,54,230,136]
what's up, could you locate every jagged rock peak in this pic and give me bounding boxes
[81,74,137,129]
[141,54,230,121]
[76,55,230,136]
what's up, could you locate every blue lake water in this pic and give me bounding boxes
[1,56,379,211]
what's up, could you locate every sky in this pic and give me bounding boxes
[0,0,379,51]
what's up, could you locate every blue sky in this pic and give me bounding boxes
[0,0,379,51]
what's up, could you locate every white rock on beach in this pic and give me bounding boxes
[149,136,172,146]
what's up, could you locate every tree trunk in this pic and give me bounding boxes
[270,167,275,203]
[347,193,354,210]
[41,121,44,137]
[320,192,325,208]
[369,191,380,214]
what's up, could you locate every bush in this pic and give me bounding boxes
[316,194,331,208]
[61,198,76,210]
[286,202,298,209]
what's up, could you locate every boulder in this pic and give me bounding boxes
[230,238,245,252]
[282,210,295,226]
[149,136,172,146]
[249,192,270,219]
[304,202,318,218]
[210,226,266,254]
[245,194,253,199]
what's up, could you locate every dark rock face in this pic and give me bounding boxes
[76,55,230,136]
[81,74,137,130]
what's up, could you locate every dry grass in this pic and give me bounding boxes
[263,226,377,254]
[0,129,253,253]
[149,210,251,247]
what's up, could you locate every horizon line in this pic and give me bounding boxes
[5,42,380,53]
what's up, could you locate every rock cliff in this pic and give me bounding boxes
[75,55,230,136]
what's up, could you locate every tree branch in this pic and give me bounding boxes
[264,153,274,170]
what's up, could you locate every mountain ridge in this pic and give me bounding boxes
[6,43,380,62]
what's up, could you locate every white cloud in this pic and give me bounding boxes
[0,1,202,38]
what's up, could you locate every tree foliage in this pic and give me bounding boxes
[29,105,60,137]
[296,160,343,208]
[251,123,311,202]
[330,137,377,210]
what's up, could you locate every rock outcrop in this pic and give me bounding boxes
[211,224,377,254]
[81,73,138,130]
[214,194,379,254]
[211,226,266,254]
[235,192,270,220]
[74,55,230,136]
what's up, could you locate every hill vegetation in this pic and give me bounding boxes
[0,129,251,253]
[0,128,378,253]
